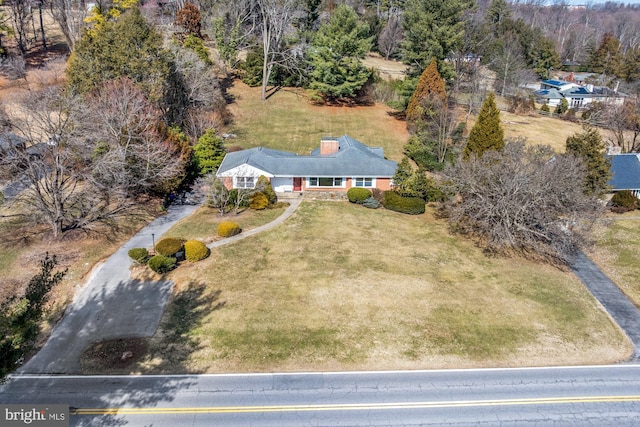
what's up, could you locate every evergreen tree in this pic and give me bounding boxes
[66,7,170,104]
[555,98,568,115]
[621,47,640,82]
[405,58,446,129]
[589,32,623,77]
[308,4,373,101]
[464,92,504,159]
[401,0,473,78]
[1,254,66,381]
[194,129,226,175]
[392,157,415,196]
[565,125,611,195]
[485,0,511,30]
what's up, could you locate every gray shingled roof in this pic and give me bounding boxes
[608,154,640,191]
[217,135,398,177]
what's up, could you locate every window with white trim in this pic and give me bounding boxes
[236,176,255,188]
[308,177,343,187]
[353,177,374,188]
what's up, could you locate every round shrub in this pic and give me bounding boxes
[383,190,426,215]
[540,103,550,113]
[347,187,372,204]
[184,239,210,262]
[249,192,269,210]
[217,221,241,237]
[611,190,638,213]
[363,197,381,209]
[147,255,177,274]
[128,248,150,264]
[155,237,186,256]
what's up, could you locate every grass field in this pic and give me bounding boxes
[226,80,588,159]
[124,202,629,374]
[589,215,640,308]
[226,81,410,161]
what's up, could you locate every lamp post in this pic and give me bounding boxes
[152,233,155,255]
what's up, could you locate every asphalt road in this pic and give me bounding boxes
[2,365,640,426]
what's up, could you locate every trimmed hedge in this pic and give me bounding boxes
[383,191,425,215]
[155,237,186,257]
[347,187,372,204]
[184,240,210,262]
[218,221,241,237]
[147,255,177,274]
[249,192,269,210]
[128,248,150,264]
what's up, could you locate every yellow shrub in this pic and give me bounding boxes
[249,192,269,210]
[217,221,241,237]
[184,240,210,262]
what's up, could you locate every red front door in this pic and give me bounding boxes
[293,177,302,191]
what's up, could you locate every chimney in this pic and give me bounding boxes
[320,138,339,156]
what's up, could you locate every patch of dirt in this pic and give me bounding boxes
[81,338,149,374]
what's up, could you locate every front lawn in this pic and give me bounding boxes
[161,205,286,242]
[129,202,629,374]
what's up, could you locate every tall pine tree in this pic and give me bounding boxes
[589,32,623,77]
[308,5,373,101]
[405,58,446,131]
[463,92,504,159]
[565,125,611,195]
[401,0,474,78]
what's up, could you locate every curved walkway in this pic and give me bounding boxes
[206,197,302,249]
[19,199,301,374]
[571,251,640,362]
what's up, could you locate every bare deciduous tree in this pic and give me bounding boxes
[442,140,604,264]
[48,0,88,51]
[0,82,183,237]
[205,174,232,216]
[378,15,402,60]
[256,0,301,101]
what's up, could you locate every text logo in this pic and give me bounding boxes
[1,405,68,427]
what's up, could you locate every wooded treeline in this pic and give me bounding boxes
[4,1,640,92]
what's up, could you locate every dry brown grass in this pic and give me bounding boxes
[130,202,630,374]
[464,108,584,153]
[362,53,408,81]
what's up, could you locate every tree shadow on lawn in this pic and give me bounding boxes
[141,281,226,373]
[80,278,225,375]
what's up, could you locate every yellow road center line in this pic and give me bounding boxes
[72,395,640,415]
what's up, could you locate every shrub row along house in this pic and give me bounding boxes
[216,135,397,194]
[534,79,626,109]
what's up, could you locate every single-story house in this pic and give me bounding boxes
[216,135,398,193]
[534,79,626,109]
[608,153,640,197]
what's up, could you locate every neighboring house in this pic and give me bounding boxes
[608,154,640,198]
[216,135,398,193]
[534,79,626,109]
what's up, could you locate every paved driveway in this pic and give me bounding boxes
[19,205,198,374]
